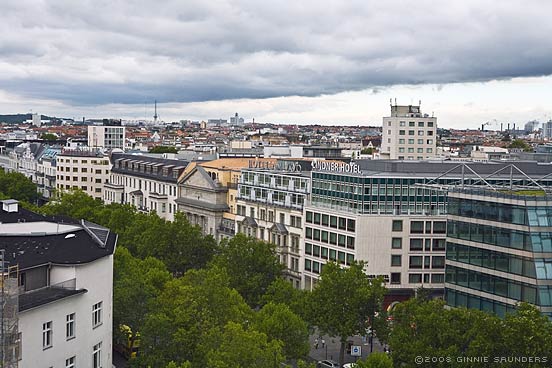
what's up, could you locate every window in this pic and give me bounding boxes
[330,216,337,228]
[427,139,433,144]
[321,214,329,226]
[418,130,424,136]
[93,301,102,328]
[409,256,423,268]
[408,139,415,144]
[418,122,424,127]
[399,130,405,135]
[409,130,415,135]
[417,139,423,144]
[400,121,406,126]
[399,139,405,144]
[409,121,415,127]
[390,273,401,284]
[433,221,447,234]
[66,356,76,368]
[409,273,422,283]
[392,237,402,249]
[410,238,423,251]
[43,321,52,349]
[347,219,356,232]
[391,255,402,266]
[93,342,102,368]
[66,313,75,340]
[432,256,446,269]
[428,122,434,127]
[410,221,424,234]
[392,220,403,231]
[280,213,285,224]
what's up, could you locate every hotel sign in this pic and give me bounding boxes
[311,160,362,174]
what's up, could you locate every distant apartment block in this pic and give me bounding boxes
[104,153,188,221]
[56,149,110,200]
[381,103,437,160]
[88,123,125,150]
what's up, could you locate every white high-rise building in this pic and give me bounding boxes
[32,113,41,127]
[88,124,125,150]
[381,103,437,160]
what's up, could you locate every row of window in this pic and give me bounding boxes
[447,220,551,252]
[304,252,355,273]
[58,159,109,165]
[397,130,434,136]
[305,228,355,249]
[448,197,529,225]
[406,255,445,269]
[446,265,538,304]
[397,238,447,251]
[57,176,104,183]
[391,220,447,234]
[305,211,356,232]
[398,147,433,154]
[389,272,445,284]
[305,244,355,263]
[397,138,434,145]
[59,342,102,368]
[446,289,516,318]
[57,184,102,193]
[446,242,538,279]
[391,121,435,128]
[236,205,302,228]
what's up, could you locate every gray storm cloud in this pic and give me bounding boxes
[0,0,551,105]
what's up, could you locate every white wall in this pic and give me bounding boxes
[18,255,113,368]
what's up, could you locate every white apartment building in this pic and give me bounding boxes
[381,103,437,160]
[56,149,111,200]
[88,124,126,150]
[235,160,312,288]
[0,200,116,368]
[105,153,187,221]
[36,148,60,199]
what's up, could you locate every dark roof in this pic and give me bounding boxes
[241,216,258,227]
[0,207,117,270]
[111,153,188,183]
[0,229,117,269]
[270,223,288,234]
[19,287,87,312]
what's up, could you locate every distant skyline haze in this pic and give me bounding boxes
[1,0,551,128]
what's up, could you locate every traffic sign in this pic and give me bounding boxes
[351,345,362,356]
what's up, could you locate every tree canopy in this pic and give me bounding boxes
[307,261,387,367]
[149,146,178,154]
[0,168,39,203]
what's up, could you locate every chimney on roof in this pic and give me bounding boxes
[2,199,19,213]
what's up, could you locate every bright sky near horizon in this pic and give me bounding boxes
[1,0,551,128]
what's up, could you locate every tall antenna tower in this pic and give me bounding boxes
[153,100,159,123]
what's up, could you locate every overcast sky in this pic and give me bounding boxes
[1,0,551,128]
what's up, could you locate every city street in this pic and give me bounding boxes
[308,333,385,365]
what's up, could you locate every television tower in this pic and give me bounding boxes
[153,100,158,123]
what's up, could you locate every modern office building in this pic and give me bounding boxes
[380,103,437,160]
[445,186,552,317]
[303,160,552,305]
[0,199,116,368]
[56,149,111,200]
[104,153,188,221]
[88,123,126,150]
[235,159,312,288]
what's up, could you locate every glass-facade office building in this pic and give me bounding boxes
[445,188,552,317]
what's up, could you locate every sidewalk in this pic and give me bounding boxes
[308,333,384,365]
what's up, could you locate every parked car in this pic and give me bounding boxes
[316,360,339,368]
[342,364,357,368]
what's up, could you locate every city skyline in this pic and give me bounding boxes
[1,1,551,128]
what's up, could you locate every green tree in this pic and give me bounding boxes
[509,139,533,152]
[361,147,374,155]
[352,353,393,368]
[149,146,178,154]
[113,247,171,346]
[137,266,253,367]
[0,168,38,203]
[204,322,284,368]
[39,189,103,220]
[261,278,308,318]
[254,302,310,360]
[307,261,387,367]
[213,233,284,307]
[40,132,58,140]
